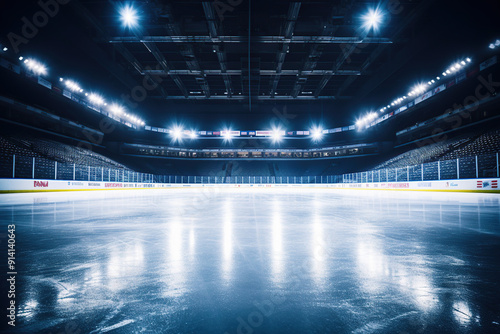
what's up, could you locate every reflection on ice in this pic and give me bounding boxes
[222,201,233,283]
[453,300,479,326]
[2,189,498,333]
[271,201,284,286]
[107,239,144,291]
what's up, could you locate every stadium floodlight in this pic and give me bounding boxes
[2,47,7,52]
[223,130,233,141]
[466,58,471,63]
[496,40,500,46]
[362,8,383,31]
[311,127,323,141]
[461,61,466,66]
[189,130,197,139]
[120,5,139,28]
[64,80,82,92]
[109,104,124,114]
[24,59,47,76]
[271,129,283,143]
[413,84,425,94]
[18,56,23,61]
[171,126,183,141]
[489,43,496,49]
[88,93,105,105]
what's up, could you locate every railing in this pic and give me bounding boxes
[0,152,498,184]
[342,152,499,183]
[0,155,154,183]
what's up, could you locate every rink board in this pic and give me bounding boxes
[0,178,498,193]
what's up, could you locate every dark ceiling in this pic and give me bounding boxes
[0,0,499,128]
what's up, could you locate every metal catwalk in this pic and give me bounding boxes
[0,188,499,333]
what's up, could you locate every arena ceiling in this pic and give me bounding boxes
[0,0,499,125]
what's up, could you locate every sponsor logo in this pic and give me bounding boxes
[34,181,48,187]
[71,182,84,186]
[478,180,498,189]
[388,183,410,188]
[477,180,498,189]
[450,182,459,187]
[104,183,122,188]
[88,182,100,187]
[417,182,432,188]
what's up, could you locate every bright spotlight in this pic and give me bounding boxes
[271,129,283,143]
[64,80,82,92]
[2,47,7,52]
[171,127,183,141]
[490,43,496,50]
[18,56,23,61]
[223,130,233,141]
[311,127,323,141]
[24,59,47,76]
[189,131,197,139]
[109,104,124,114]
[120,5,139,28]
[466,58,471,63]
[411,84,425,94]
[362,8,383,30]
[88,93,105,105]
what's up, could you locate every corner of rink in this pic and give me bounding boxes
[0,178,499,194]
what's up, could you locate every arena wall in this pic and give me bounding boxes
[0,178,498,193]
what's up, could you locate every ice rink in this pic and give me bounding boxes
[1,188,500,333]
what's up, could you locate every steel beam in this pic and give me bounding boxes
[109,36,392,44]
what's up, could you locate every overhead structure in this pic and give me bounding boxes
[68,0,428,101]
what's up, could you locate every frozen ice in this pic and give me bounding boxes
[1,188,499,333]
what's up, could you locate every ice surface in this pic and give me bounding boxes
[0,188,499,333]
